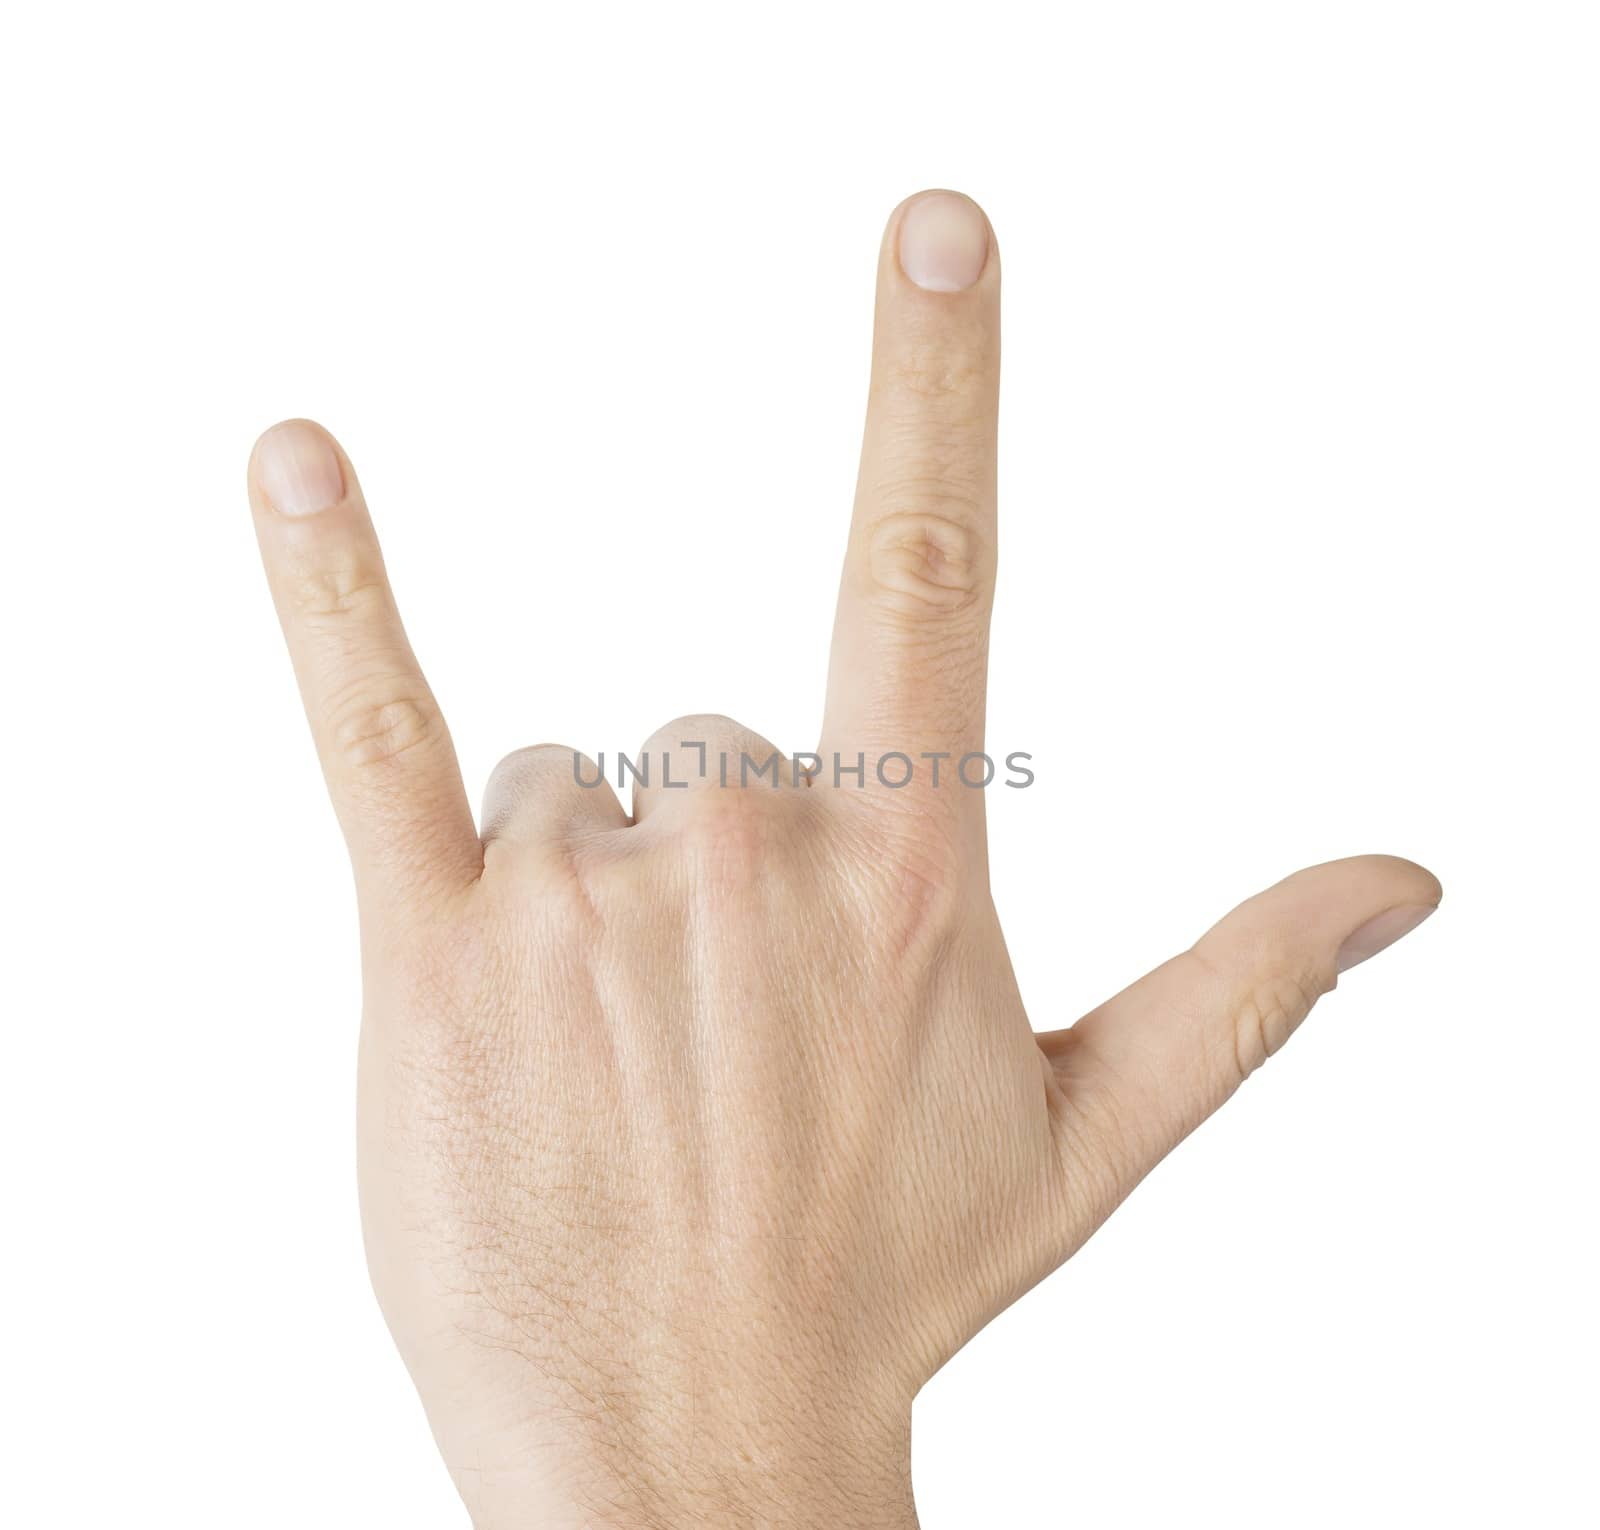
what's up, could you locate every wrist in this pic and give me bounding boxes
[455,1401,916,1529]
[468,1452,916,1530]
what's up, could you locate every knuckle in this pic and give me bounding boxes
[886,339,994,403]
[1230,967,1325,1082]
[481,746,573,840]
[329,689,442,771]
[641,712,746,751]
[866,506,989,614]
[293,557,389,627]
[487,743,576,790]
[636,714,778,790]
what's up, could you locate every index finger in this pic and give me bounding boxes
[820,190,1001,790]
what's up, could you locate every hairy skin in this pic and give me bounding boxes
[249,191,1439,1527]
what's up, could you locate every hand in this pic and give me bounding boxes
[248,190,1440,1528]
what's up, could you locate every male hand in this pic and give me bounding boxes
[248,190,1439,1528]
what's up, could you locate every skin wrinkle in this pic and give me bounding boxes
[248,192,1441,1527]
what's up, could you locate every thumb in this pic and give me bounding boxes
[1042,854,1442,1212]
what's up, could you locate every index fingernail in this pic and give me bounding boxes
[254,420,345,518]
[1336,903,1437,973]
[898,192,990,293]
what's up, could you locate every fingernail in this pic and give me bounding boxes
[1336,904,1437,974]
[898,192,989,292]
[254,420,345,517]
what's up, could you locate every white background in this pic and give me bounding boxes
[3,3,1595,1524]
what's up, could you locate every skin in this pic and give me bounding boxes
[248,190,1440,1528]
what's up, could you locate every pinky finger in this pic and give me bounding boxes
[248,419,480,908]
